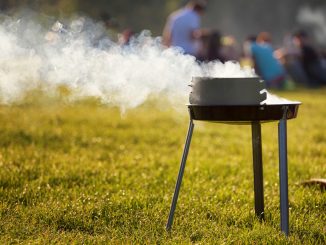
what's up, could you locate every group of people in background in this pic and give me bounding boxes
[44,0,326,90]
[162,0,326,89]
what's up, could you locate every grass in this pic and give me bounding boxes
[0,89,325,244]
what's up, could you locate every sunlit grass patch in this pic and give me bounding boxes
[0,89,325,243]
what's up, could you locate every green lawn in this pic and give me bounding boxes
[0,89,325,244]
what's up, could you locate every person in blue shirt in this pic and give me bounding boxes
[162,0,207,58]
[249,32,286,89]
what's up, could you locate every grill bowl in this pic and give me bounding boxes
[189,77,266,105]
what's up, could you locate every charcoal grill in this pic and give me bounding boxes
[166,77,301,236]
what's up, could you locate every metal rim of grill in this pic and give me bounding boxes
[188,103,301,123]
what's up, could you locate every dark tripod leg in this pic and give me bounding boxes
[251,121,265,220]
[166,119,194,231]
[279,107,289,236]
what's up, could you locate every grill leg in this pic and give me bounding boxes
[166,119,194,231]
[251,122,265,220]
[279,108,289,236]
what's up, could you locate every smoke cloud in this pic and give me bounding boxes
[0,11,255,111]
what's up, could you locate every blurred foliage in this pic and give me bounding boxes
[0,0,326,42]
[0,0,182,34]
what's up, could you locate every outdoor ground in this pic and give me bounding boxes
[0,89,325,244]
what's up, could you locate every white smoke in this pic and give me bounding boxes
[0,12,255,110]
[261,90,300,105]
[297,6,326,46]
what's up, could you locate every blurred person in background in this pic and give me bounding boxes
[219,35,240,62]
[247,32,286,89]
[275,33,309,86]
[321,51,326,70]
[293,30,326,87]
[242,35,257,70]
[197,29,225,62]
[162,0,208,59]
[100,12,119,42]
[198,32,240,62]
[118,28,134,46]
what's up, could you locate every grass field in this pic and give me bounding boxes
[0,89,325,244]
